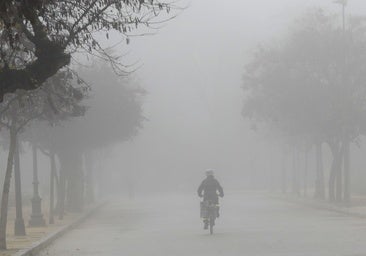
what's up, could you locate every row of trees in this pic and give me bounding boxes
[0,68,87,247]
[0,0,175,250]
[0,64,143,249]
[243,9,366,204]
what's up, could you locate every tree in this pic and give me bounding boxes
[0,0,174,101]
[32,63,144,215]
[0,93,45,248]
[243,9,366,203]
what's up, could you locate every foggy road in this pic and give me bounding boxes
[39,193,366,256]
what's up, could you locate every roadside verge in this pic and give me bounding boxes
[13,202,106,256]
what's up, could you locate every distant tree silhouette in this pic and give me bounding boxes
[243,9,366,203]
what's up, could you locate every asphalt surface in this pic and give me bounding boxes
[39,192,366,256]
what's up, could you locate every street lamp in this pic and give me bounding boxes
[29,144,46,227]
[333,0,351,205]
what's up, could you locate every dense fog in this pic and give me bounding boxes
[99,0,366,195]
[3,0,366,255]
[3,0,366,210]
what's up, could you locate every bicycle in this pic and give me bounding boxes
[200,200,219,235]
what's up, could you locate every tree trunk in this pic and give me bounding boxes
[14,137,26,236]
[335,161,343,203]
[84,151,95,204]
[343,140,351,205]
[281,147,287,194]
[329,157,336,202]
[58,150,84,213]
[53,161,60,213]
[96,153,105,199]
[66,157,84,212]
[303,149,308,197]
[328,144,338,202]
[335,144,345,203]
[328,142,344,203]
[315,143,325,199]
[67,166,84,212]
[291,148,296,195]
[291,148,300,196]
[57,164,66,220]
[0,128,17,249]
[49,151,56,224]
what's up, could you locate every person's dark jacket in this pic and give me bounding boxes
[197,176,224,204]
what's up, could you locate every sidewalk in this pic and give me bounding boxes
[0,203,103,256]
[271,193,366,218]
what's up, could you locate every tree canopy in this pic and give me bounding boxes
[32,64,144,153]
[243,9,366,202]
[243,9,366,146]
[0,0,173,100]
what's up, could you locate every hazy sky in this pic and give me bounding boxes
[102,0,366,194]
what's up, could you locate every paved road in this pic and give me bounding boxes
[39,192,366,256]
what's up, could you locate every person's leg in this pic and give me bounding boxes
[203,200,210,229]
[214,197,220,218]
[203,218,208,229]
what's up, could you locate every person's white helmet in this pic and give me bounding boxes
[206,169,214,176]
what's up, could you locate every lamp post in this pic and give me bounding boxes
[333,0,347,32]
[333,0,351,205]
[29,144,46,227]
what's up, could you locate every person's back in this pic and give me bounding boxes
[197,175,224,204]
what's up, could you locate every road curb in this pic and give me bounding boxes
[13,201,107,256]
[271,194,366,219]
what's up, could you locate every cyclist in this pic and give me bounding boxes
[197,170,224,229]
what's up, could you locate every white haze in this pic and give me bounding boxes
[100,0,366,195]
[8,1,366,256]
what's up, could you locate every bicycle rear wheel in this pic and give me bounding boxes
[209,216,214,235]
